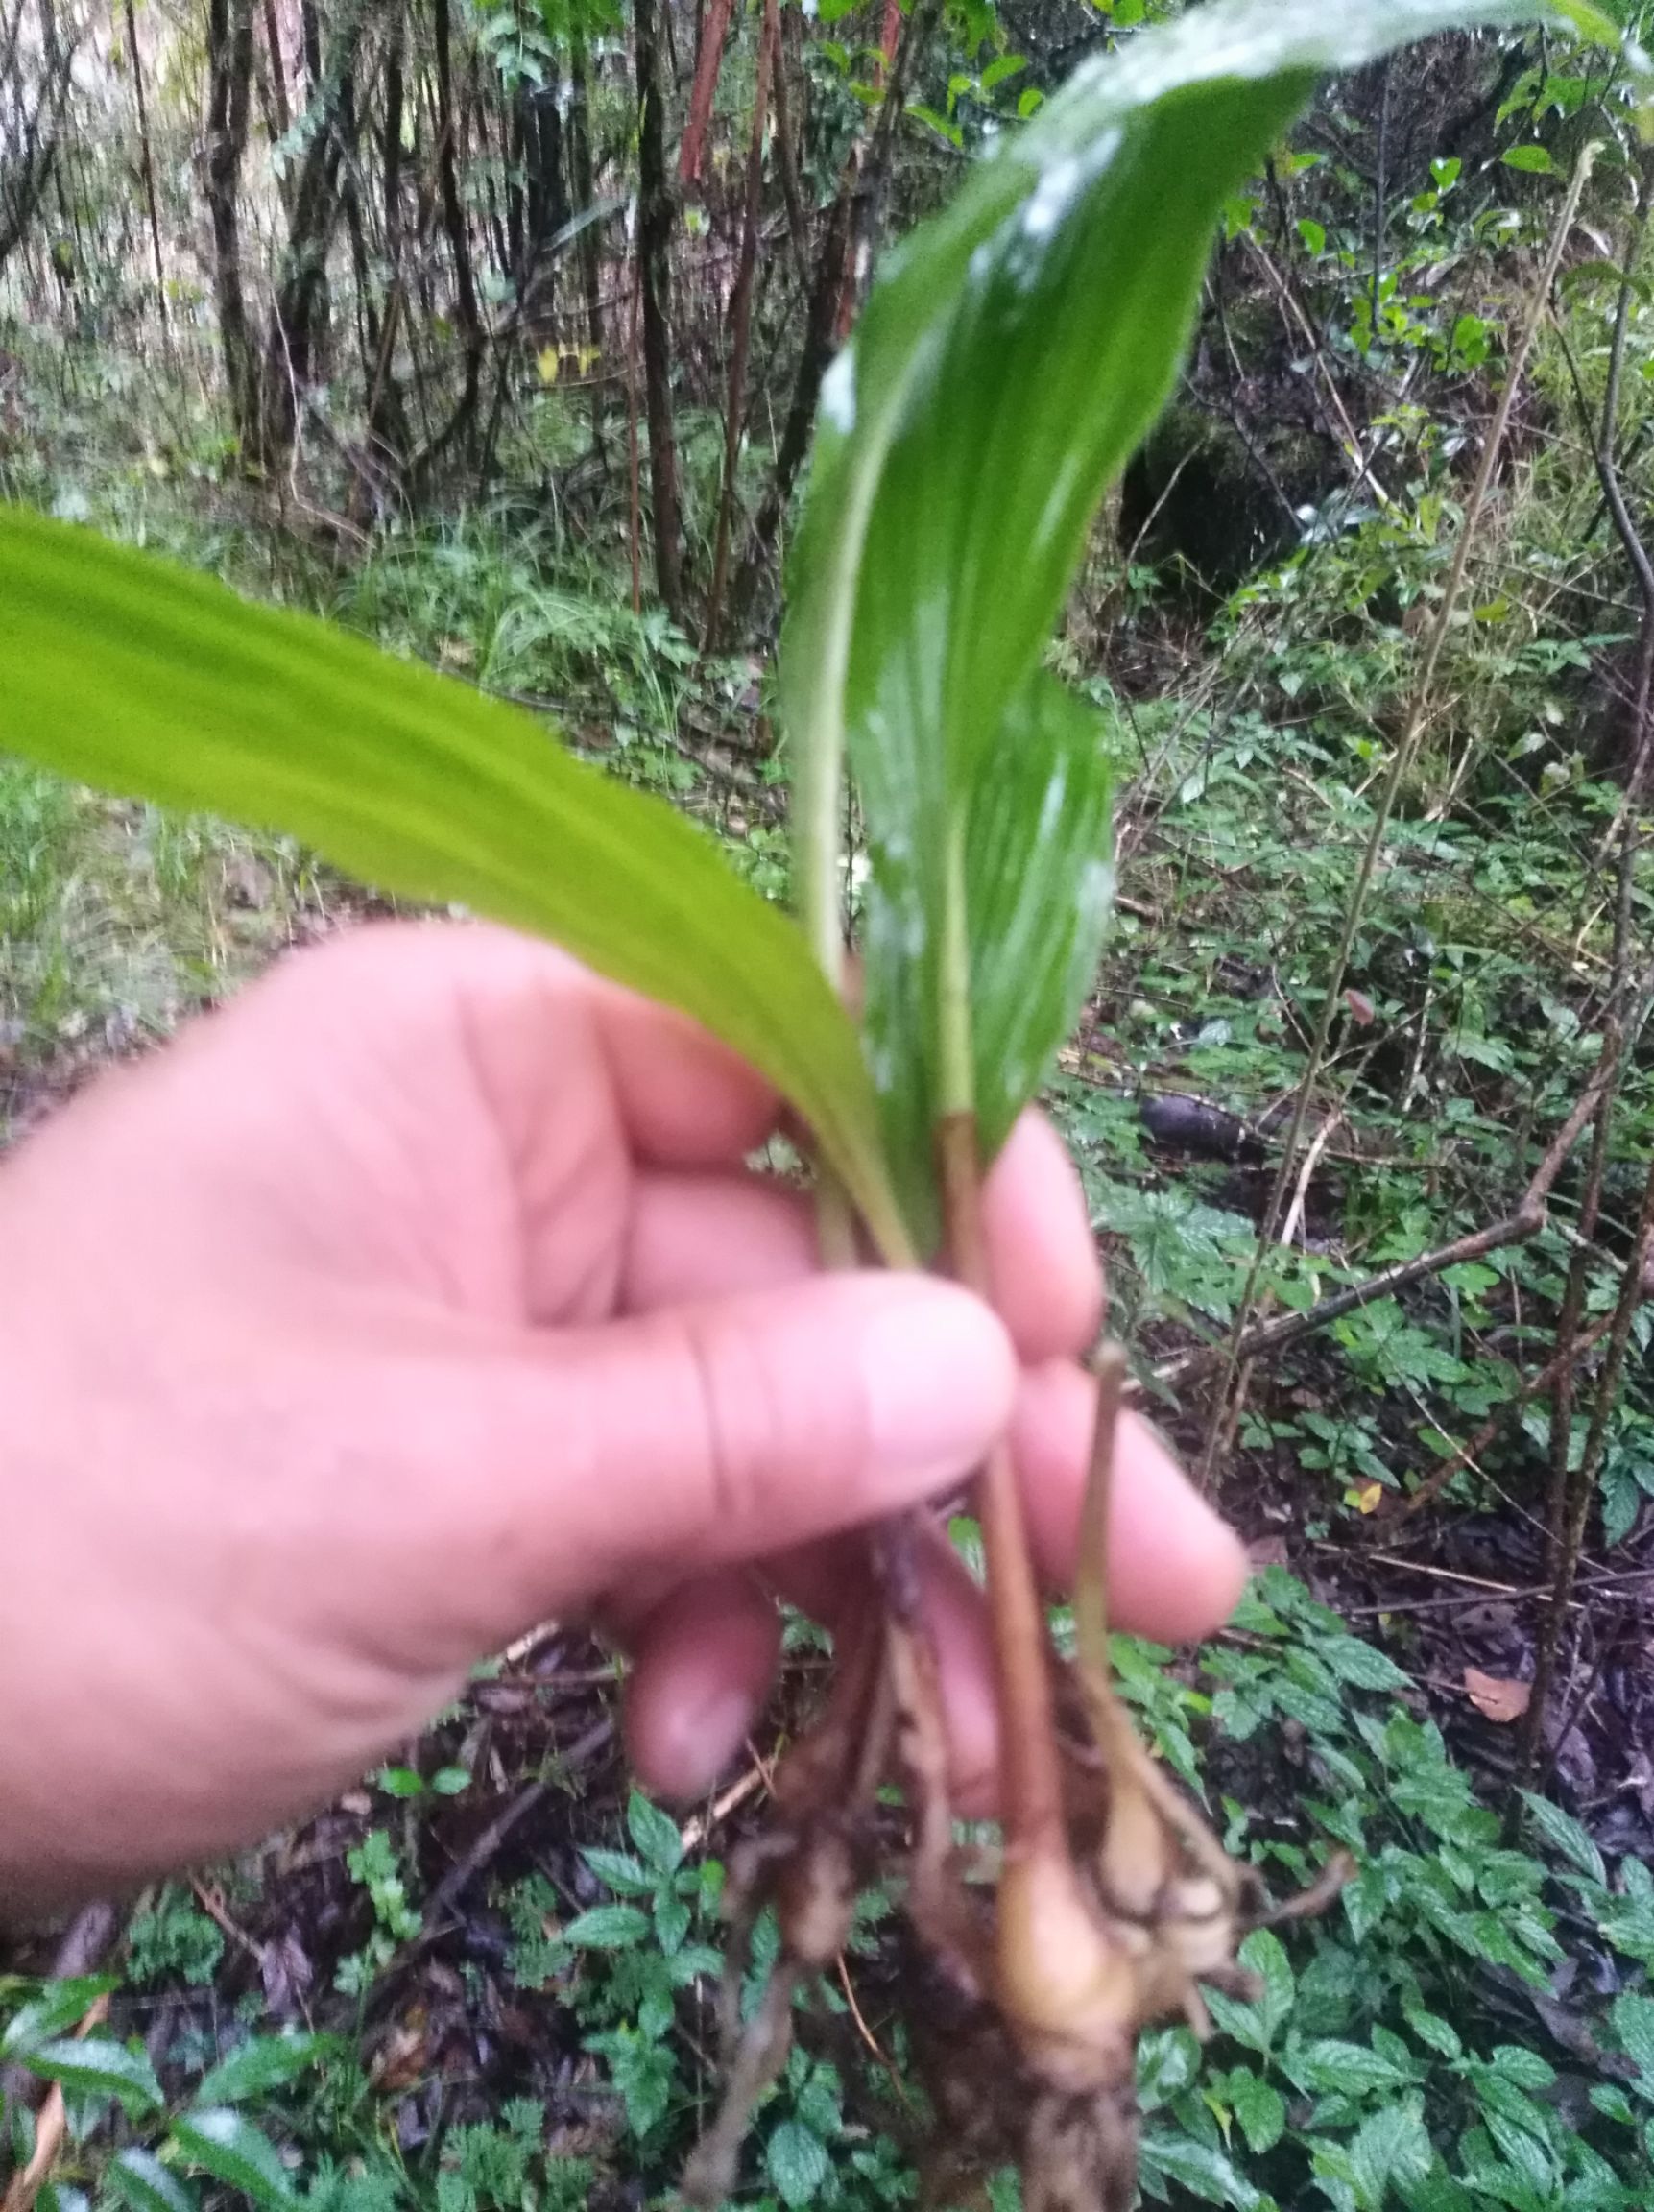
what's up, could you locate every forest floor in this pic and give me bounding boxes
[5,332,1654,2212]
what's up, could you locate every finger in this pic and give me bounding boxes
[622,1571,780,1802]
[607,1362,1246,1818]
[623,1171,818,1311]
[776,1377,1243,1810]
[1015,1358,1249,1641]
[399,1274,1017,1647]
[979,1113,1104,1360]
[590,980,780,1167]
[422,921,779,1170]
[621,1134,1097,1356]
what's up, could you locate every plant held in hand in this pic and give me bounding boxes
[0,1,1625,2200]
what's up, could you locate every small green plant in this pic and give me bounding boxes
[125,1886,226,1988]
[373,1762,471,1802]
[335,1829,421,1993]
[433,2102,544,2212]
[1,1987,335,2212]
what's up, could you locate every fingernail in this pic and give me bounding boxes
[859,1283,1016,1492]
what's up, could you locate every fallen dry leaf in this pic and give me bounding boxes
[1464,1667,1531,1723]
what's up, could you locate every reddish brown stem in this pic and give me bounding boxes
[680,0,736,188]
[937,1111,1064,1851]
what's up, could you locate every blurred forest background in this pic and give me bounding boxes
[7,2,1654,2208]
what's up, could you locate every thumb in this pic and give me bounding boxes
[433,1274,1016,1626]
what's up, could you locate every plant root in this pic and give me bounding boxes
[683,1352,1352,2210]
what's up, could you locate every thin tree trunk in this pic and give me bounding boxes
[0,0,73,279]
[418,0,485,475]
[680,0,735,187]
[852,0,941,311]
[765,0,806,283]
[204,0,258,456]
[517,78,568,325]
[261,0,290,137]
[568,28,604,453]
[705,0,774,650]
[505,71,525,282]
[257,0,369,466]
[338,59,380,415]
[568,31,601,353]
[635,0,683,614]
[366,13,409,476]
[626,254,642,614]
[122,0,168,342]
[729,160,854,628]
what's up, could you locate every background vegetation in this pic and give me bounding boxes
[3,0,1654,2205]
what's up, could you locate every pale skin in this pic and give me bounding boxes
[0,922,1246,1915]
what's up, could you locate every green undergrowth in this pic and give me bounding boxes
[5,1572,1652,2211]
[0,758,324,1128]
[1056,449,1654,1539]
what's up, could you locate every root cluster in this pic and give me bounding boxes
[683,1352,1351,2212]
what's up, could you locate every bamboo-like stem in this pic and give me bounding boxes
[1199,143,1597,1489]
[1543,1062,1618,1578]
[934,827,1066,1852]
[938,1111,1066,1852]
[1510,1149,1654,1811]
[1073,1345,1127,1686]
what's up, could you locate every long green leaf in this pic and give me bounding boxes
[0,1978,119,2059]
[861,674,1115,1234]
[0,510,908,1261]
[21,2036,162,2114]
[105,2150,201,2212]
[192,2032,336,2109]
[166,2111,297,2212]
[966,679,1115,1166]
[781,0,1623,1247]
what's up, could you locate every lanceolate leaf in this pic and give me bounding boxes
[0,510,908,1261]
[861,672,1115,1224]
[167,2111,296,2212]
[0,1978,119,2059]
[781,0,1621,1246]
[105,2150,201,2212]
[967,680,1115,1164]
[20,2035,162,2113]
[192,2032,337,2108]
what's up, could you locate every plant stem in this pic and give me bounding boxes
[936,1113,1065,1852]
[935,824,1064,1850]
[1073,1345,1127,1687]
[1510,1148,1654,1811]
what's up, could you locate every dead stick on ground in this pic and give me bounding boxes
[680,1761,769,1856]
[1279,1113,1339,1254]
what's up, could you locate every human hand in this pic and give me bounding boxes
[0,923,1244,1910]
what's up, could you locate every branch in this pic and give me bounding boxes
[1163,1049,1618,1386]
